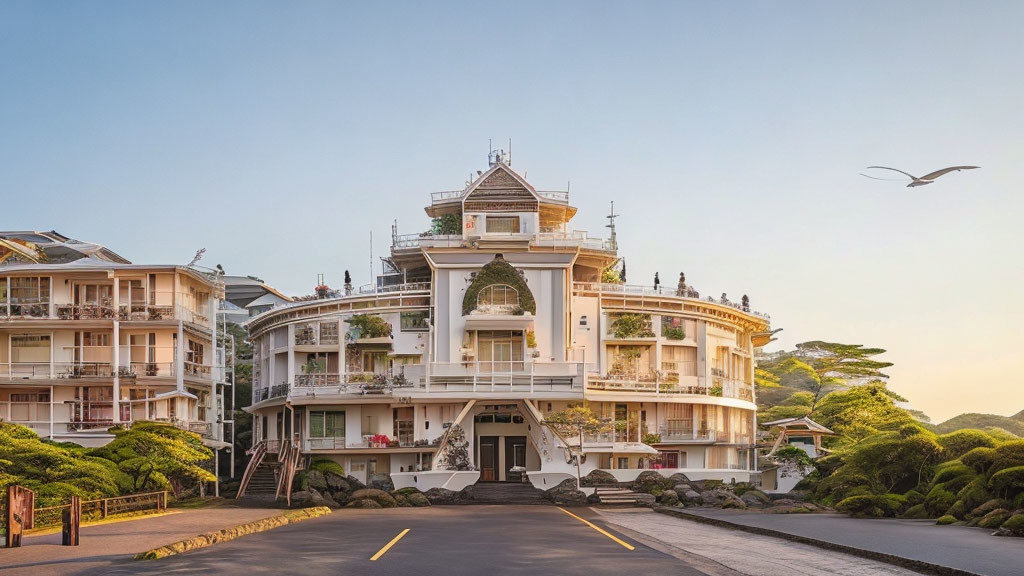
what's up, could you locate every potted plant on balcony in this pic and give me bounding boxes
[525,329,539,358]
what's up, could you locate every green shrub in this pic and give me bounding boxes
[903,489,925,507]
[461,257,536,316]
[978,509,1010,529]
[836,494,905,517]
[988,466,1024,496]
[924,486,956,516]
[309,458,345,477]
[609,313,655,338]
[901,503,931,519]
[430,213,462,235]
[937,429,997,461]
[990,440,1024,475]
[661,325,686,340]
[956,477,991,512]
[936,515,957,525]
[345,314,392,339]
[1001,513,1024,534]
[961,447,997,473]
[947,499,967,519]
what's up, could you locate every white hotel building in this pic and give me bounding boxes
[243,155,772,492]
[0,231,231,448]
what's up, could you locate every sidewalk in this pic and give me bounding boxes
[0,504,283,576]
[594,508,923,576]
[682,509,1024,576]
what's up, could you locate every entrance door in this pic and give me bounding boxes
[504,436,527,483]
[479,436,498,481]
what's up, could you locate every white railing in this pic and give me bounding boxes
[536,190,570,202]
[426,361,583,392]
[573,282,771,320]
[430,190,464,201]
[305,437,345,450]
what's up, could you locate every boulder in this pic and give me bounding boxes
[722,497,747,510]
[633,471,673,494]
[369,475,395,492]
[633,493,656,507]
[291,490,314,506]
[349,488,398,508]
[424,487,462,505]
[667,472,691,485]
[326,472,351,493]
[393,494,410,507]
[307,470,328,491]
[545,478,588,506]
[978,508,1010,529]
[681,490,702,506]
[673,483,692,495]
[406,492,431,507]
[658,490,680,507]
[331,491,350,506]
[969,499,1007,520]
[582,469,619,486]
[322,492,340,508]
[346,499,382,509]
[346,475,367,491]
[994,513,1024,537]
[741,490,772,508]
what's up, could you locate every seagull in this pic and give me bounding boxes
[861,165,979,187]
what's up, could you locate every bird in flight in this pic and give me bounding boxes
[861,165,980,187]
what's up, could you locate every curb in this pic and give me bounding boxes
[653,507,982,576]
[134,507,333,560]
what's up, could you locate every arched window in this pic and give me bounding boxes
[477,284,519,308]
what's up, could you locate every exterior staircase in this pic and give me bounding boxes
[469,482,550,505]
[594,486,647,506]
[244,464,279,498]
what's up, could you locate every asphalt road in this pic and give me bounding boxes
[687,510,1024,576]
[87,505,708,576]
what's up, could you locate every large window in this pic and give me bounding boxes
[477,284,519,307]
[400,311,429,332]
[486,216,520,234]
[9,277,50,317]
[310,411,345,438]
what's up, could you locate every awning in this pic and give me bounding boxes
[202,438,232,450]
[577,442,660,455]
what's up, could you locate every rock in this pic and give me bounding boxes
[346,475,367,491]
[346,499,383,509]
[586,492,602,505]
[326,472,351,493]
[331,491,350,506]
[406,492,430,507]
[307,470,328,491]
[658,490,680,506]
[672,483,692,495]
[424,487,462,505]
[368,475,395,492]
[307,488,327,506]
[633,493,656,507]
[545,478,588,506]
[700,490,718,505]
[582,469,619,486]
[722,498,747,510]
[291,490,314,506]
[681,490,702,506]
[667,473,691,485]
[349,488,398,508]
[978,508,1010,529]
[322,492,340,508]
[969,499,1007,520]
[393,494,410,507]
[741,490,772,508]
[688,480,706,492]
[633,471,673,494]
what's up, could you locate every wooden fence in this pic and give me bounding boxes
[2,489,168,545]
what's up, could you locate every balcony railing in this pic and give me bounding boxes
[430,189,464,202]
[572,282,771,320]
[305,437,345,450]
[56,304,117,320]
[659,423,716,442]
[184,362,211,378]
[129,361,176,378]
[4,300,51,318]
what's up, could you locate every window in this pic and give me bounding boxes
[310,411,345,438]
[477,285,519,307]
[11,393,49,402]
[617,457,629,469]
[187,341,205,365]
[400,311,429,332]
[486,216,520,234]
[579,315,588,327]
[9,277,49,317]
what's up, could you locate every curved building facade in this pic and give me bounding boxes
[245,155,770,491]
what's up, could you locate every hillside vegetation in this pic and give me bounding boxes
[757,343,1024,534]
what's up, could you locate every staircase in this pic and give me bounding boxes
[594,486,646,506]
[469,482,550,505]
[243,463,279,498]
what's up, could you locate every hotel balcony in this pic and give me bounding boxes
[586,374,754,402]
[658,421,717,443]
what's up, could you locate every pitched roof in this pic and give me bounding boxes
[761,416,837,435]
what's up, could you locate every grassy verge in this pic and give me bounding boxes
[134,507,333,560]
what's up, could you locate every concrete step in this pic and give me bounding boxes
[469,483,550,505]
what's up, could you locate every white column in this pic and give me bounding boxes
[287,324,296,390]
[176,320,185,391]
[112,279,121,423]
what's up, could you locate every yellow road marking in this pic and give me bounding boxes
[370,528,410,561]
[558,507,635,550]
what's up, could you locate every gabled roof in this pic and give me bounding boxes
[761,416,836,435]
[461,162,540,202]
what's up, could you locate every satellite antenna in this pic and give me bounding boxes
[605,201,619,250]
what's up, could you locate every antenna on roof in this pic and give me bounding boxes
[508,139,512,167]
[605,201,619,251]
[187,248,205,267]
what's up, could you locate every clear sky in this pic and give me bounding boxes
[2,2,1021,422]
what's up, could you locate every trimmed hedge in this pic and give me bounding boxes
[462,257,536,316]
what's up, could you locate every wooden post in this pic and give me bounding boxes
[101,498,108,518]
[5,485,27,548]
[24,489,35,530]
[61,495,80,546]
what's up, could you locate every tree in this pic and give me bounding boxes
[543,406,613,487]
[792,341,893,409]
[91,422,215,497]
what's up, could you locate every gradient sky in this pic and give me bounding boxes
[2,2,1022,422]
